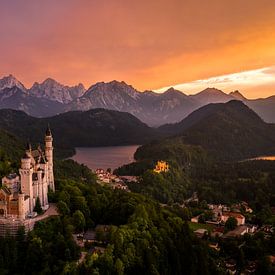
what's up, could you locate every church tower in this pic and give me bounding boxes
[45,125,55,191]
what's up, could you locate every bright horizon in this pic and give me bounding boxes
[2,65,275,100]
[1,0,275,98]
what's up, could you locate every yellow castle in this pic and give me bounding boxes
[154,161,169,173]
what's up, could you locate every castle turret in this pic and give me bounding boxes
[19,154,34,213]
[18,193,25,220]
[45,125,55,191]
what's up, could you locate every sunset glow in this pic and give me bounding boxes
[1,0,275,97]
[157,66,275,99]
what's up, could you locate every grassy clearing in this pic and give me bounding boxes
[188,222,214,232]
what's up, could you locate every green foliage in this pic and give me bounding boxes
[116,138,208,203]
[0,217,80,274]
[0,129,24,178]
[159,100,275,161]
[0,109,160,158]
[72,210,86,233]
[54,159,96,182]
[224,217,238,232]
[33,197,43,215]
[128,168,189,204]
[52,159,218,274]
[57,200,70,216]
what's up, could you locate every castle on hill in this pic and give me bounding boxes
[154,161,169,173]
[0,126,55,220]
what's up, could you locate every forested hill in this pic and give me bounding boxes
[157,100,275,161]
[0,108,160,158]
[0,129,24,177]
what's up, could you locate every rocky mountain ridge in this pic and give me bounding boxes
[0,74,275,125]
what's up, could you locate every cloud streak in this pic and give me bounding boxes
[157,67,275,99]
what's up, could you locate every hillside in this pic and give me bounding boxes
[155,101,275,161]
[246,96,275,123]
[0,109,159,158]
[0,129,24,177]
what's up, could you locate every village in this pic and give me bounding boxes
[94,168,138,191]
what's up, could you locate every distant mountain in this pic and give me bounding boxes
[30,78,85,104]
[229,90,246,100]
[0,86,65,117]
[68,80,141,113]
[156,100,275,161]
[0,108,159,158]
[0,74,26,92]
[68,81,199,126]
[191,87,234,105]
[1,74,275,126]
[245,96,275,123]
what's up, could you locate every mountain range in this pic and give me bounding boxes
[1,100,275,162]
[1,74,275,126]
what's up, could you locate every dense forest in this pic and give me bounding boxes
[0,159,220,274]
[159,101,275,160]
[0,158,274,274]
[116,141,275,224]
[0,109,160,158]
[0,129,23,178]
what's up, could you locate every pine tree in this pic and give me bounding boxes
[34,197,43,215]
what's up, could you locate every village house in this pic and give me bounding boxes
[221,211,245,225]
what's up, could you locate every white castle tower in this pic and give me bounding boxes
[45,125,55,192]
[19,150,34,213]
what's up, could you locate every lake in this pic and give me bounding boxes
[249,156,275,161]
[71,145,140,171]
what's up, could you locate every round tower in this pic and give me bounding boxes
[45,125,55,191]
[18,193,25,220]
[20,153,31,169]
[19,153,34,213]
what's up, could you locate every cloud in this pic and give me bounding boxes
[0,0,275,97]
[156,66,275,99]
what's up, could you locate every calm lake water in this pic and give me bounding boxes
[71,145,140,171]
[250,156,275,161]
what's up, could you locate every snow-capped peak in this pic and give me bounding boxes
[30,78,86,104]
[0,74,26,91]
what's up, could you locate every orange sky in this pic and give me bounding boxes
[1,0,275,98]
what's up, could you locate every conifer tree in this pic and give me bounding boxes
[34,197,43,215]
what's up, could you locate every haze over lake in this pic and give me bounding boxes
[71,145,140,171]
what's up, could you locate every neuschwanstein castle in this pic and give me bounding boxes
[0,126,55,221]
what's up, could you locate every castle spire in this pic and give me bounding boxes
[25,140,32,152]
[45,124,52,136]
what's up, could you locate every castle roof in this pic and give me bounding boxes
[39,156,47,164]
[45,124,52,136]
[26,142,32,151]
[6,173,18,180]
[1,186,11,195]
[22,153,31,159]
[31,149,41,158]
[222,212,245,219]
